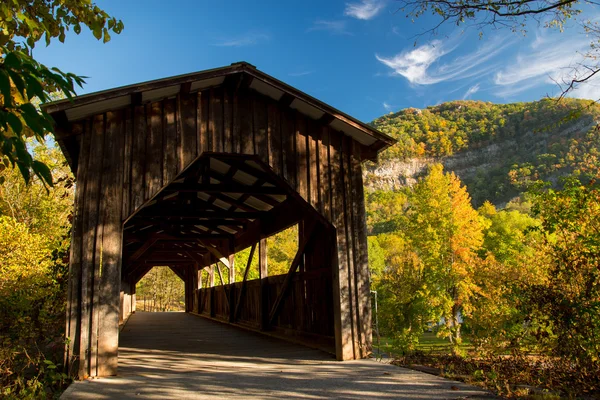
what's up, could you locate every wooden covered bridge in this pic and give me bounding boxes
[44,62,394,379]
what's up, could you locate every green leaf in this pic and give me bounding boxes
[93,25,102,40]
[19,103,44,135]
[32,160,53,187]
[3,52,21,69]
[6,113,22,134]
[16,161,30,184]
[6,69,26,97]
[103,28,111,44]
[24,75,45,101]
[0,70,12,108]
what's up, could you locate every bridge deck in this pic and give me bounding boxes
[61,312,494,399]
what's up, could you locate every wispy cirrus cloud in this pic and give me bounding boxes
[212,32,269,47]
[376,35,511,85]
[308,20,352,35]
[493,32,593,98]
[383,101,395,111]
[344,0,386,20]
[289,70,314,77]
[462,83,480,99]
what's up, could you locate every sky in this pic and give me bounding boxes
[33,0,600,123]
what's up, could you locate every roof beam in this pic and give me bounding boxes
[199,241,231,269]
[136,208,266,219]
[161,183,286,195]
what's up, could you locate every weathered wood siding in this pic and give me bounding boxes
[66,85,371,377]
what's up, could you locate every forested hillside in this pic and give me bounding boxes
[366,98,600,206]
[364,98,600,396]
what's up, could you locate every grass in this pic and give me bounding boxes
[373,332,472,356]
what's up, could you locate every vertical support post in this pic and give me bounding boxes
[192,263,199,313]
[209,265,215,317]
[183,265,190,313]
[259,238,268,330]
[228,241,236,322]
[131,282,136,313]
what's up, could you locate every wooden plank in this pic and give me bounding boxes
[228,252,235,284]
[146,102,163,199]
[342,136,359,359]
[232,88,241,153]
[239,89,254,155]
[163,98,178,183]
[216,263,226,287]
[351,140,372,357]
[200,242,231,268]
[178,93,197,169]
[295,113,308,200]
[199,91,209,155]
[330,130,354,361]
[131,105,146,213]
[253,93,268,164]
[210,88,223,152]
[126,238,159,265]
[65,121,89,375]
[97,110,125,376]
[224,88,233,152]
[320,127,332,221]
[169,266,186,282]
[122,107,133,220]
[308,120,319,210]
[259,239,268,330]
[79,115,105,378]
[268,219,316,325]
[268,101,282,175]
[281,108,295,187]
[234,243,256,321]
[161,182,286,195]
[90,114,107,377]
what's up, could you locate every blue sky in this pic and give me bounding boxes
[33,0,600,123]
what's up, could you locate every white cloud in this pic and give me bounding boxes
[462,83,480,99]
[289,70,314,77]
[213,32,269,47]
[308,20,352,35]
[376,35,511,85]
[344,0,386,20]
[383,101,394,111]
[493,31,595,98]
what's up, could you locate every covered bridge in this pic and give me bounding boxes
[44,62,394,379]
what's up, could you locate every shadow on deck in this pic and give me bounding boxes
[61,312,496,399]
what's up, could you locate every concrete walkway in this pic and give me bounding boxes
[62,312,495,399]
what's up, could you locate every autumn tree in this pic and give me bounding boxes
[468,202,546,351]
[525,175,600,363]
[375,164,484,347]
[1,1,123,186]
[0,140,74,397]
[136,268,185,312]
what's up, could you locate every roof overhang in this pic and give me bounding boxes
[43,62,395,166]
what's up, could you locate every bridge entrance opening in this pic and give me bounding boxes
[121,153,336,353]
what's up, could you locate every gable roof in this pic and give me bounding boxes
[43,62,395,166]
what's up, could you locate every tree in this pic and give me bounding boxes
[373,164,485,348]
[397,0,599,97]
[0,1,123,186]
[0,140,74,397]
[136,268,185,312]
[468,202,546,352]
[525,175,600,363]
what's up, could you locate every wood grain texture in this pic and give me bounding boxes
[64,86,372,377]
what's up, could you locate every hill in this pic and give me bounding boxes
[366,98,600,206]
